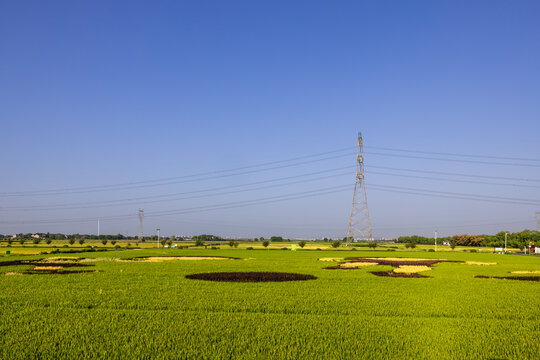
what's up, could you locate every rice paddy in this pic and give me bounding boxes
[0,247,538,359]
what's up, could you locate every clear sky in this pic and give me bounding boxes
[1,1,540,239]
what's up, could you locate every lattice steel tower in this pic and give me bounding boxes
[138,209,144,241]
[346,132,372,244]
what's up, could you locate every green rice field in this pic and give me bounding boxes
[0,247,538,359]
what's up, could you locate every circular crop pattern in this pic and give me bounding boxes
[185,272,317,282]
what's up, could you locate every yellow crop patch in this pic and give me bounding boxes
[393,265,431,274]
[465,261,496,266]
[33,266,63,271]
[137,256,232,262]
[511,270,540,274]
[339,262,378,268]
[366,257,435,262]
[318,258,343,262]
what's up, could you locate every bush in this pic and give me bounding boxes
[351,247,357,251]
[405,242,417,249]
[46,239,52,245]
[331,241,341,248]
[111,240,117,245]
[428,249,435,252]
[368,241,377,249]
[195,239,204,247]
[101,240,108,246]
[114,245,121,250]
[298,241,306,248]
[246,247,254,250]
[78,239,85,245]
[262,240,270,248]
[281,247,288,250]
[19,239,25,245]
[211,246,219,250]
[469,249,477,253]
[68,239,76,245]
[33,238,41,245]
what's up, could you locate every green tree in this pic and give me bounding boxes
[78,239,85,245]
[101,239,108,246]
[68,238,75,245]
[298,241,306,248]
[111,240,117,245]
[368,241,377,249]
[195,239,204,247]
[33,238,41,245]
[46,239,52,245]
[262,240,270,248]
[332,240,341,248]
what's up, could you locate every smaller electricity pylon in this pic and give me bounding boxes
[346,132,372,245]
[138,209,144,241]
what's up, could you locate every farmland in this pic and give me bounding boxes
[0,247,538,359]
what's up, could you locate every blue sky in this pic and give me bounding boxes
[1,1,539,238]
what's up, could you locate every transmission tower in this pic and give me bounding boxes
[346,132,372,244]
[536,212,540,232]
[138,209,144,241]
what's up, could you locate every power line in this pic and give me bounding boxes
[367,165,540,183]
[367,170,540,189]
[0,184,353,225]
[365,151,540,168]
[365,146,540,162]
[0,147,355,197]
[367,184,540,206]
[2,170,351,211]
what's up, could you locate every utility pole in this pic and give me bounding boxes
[156,228,160,248]
[504,232,507,254]
[435,230,437,252]
[97,219,100,238]
[536,212,540,232]
[138,209,144,241]
[346,132,372,245]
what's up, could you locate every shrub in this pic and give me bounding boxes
[195,239,204,247]
[160,239,167,246]
[211,246,219,250]
[78,239,85,245]
[469,249,477,253]
[46,239,52,245]
[298,241,306,248]
[331,241,341,248]
[368,241,377,249]
[262,240,270,248]
[114,245,121,250]
[246,247,254,250]
[281,247,288,250]
[101,240,108,246]
[428,249,435,252]
[19,239,25,245]
[68,239,76,245]
[111,240,117,245]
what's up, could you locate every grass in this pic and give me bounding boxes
[0,247,538,359]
